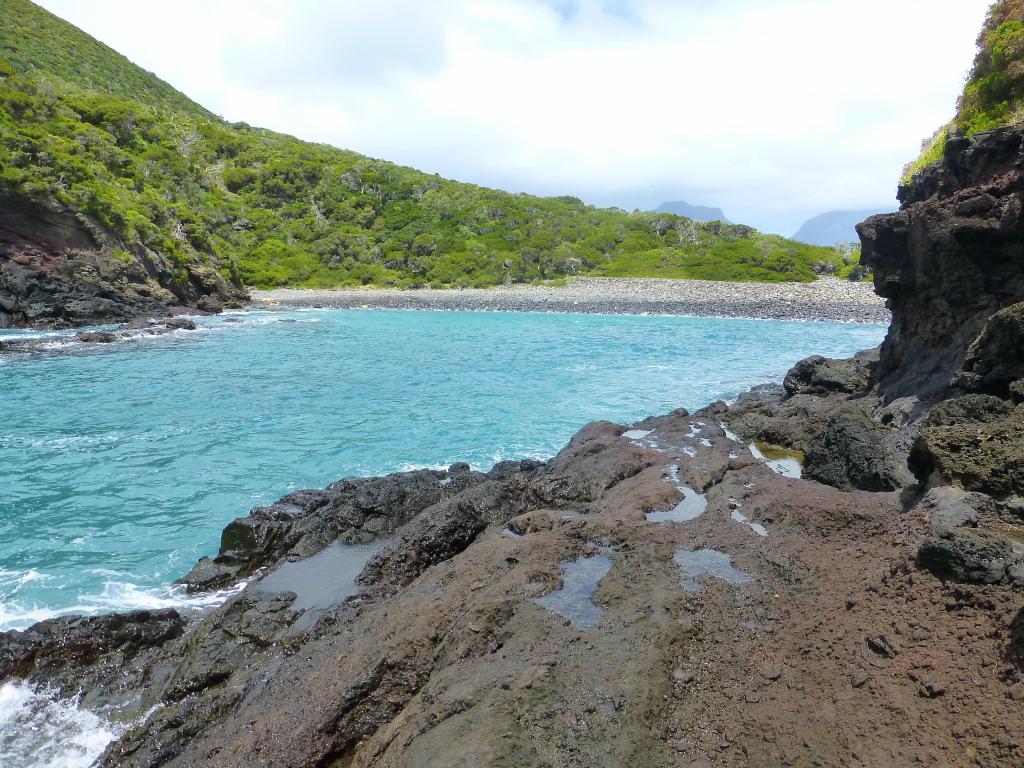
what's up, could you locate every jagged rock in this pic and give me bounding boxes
[909,405,1024,496]
[922,394,1015,427]
[726,389,846,454]
[180,468,487,591]
[165,317,198,330]
[0,190,246,328]
[952,302,1024,397]
[860,125,1024,401]
[783,354,872,397]
[196,295,224,313]
[0,609,185,705]
[803,405,913,491]
[878,396,921,428]
[917,527,1024,585]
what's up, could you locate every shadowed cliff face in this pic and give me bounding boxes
[859,126,1024,401]
[0,192,247,328]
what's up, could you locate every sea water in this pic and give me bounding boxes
[0,309,884,629]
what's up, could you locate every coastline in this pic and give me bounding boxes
[250,276,889,324]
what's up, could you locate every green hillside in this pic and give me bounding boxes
[0,0,853,288]
[905,0,1024,182]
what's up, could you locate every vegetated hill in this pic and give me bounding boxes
[792,209,893,247]
[904,0,1024,182]
[0,0,855,308]
[652,200,731,224]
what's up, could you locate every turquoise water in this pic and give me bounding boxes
[0,309,885,629]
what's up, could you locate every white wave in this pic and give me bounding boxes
[85,580,246,612]
[0,578,247,632]
[0,681,120,768]
[0,568,50,590]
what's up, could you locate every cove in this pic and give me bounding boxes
[0,308,885,629]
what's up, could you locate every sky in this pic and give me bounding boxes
[37,0,992,235]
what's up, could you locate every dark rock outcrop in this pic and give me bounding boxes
[917,527,1024,585]
[952,301,1024,397]
[909,405,1024,497]
[0,609,185,706]
[859,125,1024,402]
[180,466,491,592]
[803,405,913,492]
[0,191,247,328]
[782,353,874,397]
[77,331,118,343]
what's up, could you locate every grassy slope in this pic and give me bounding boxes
[904,0,1024,182]
[0,0,854,288]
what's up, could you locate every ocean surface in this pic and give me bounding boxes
[0,308,885,634]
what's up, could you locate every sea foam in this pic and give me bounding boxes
[0,682,120,768]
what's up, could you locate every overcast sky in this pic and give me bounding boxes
[38,0,990,235]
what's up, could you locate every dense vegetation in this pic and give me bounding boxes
[1,0,854,288]
[905,0,1024,182]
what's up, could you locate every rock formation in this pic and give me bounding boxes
[0,191,247,328]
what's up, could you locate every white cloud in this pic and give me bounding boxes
[35,0,990,234]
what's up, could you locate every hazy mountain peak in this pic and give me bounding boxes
[653,201,731,224]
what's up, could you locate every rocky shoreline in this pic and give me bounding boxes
[252,276,889,324]
[3,126,1024,767]
[3,346,1021,767]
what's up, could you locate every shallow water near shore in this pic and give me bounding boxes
[0,308,884,629]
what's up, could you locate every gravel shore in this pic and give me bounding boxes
[250,277,889,323]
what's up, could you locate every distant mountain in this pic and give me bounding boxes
[654,201,731,223]
[792,210,893,247]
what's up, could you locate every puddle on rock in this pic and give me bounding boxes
[730,509,768,537]
[256,541,384,628]
[531,548,613,628]
[648,466,707,523]
[719,422,742,442]
[622,429,653,440]
[749,442,803,479]
[674,548,752,591]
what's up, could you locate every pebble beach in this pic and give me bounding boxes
[250,276,890,324]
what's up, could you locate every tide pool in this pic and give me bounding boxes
[0,308,885,629]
